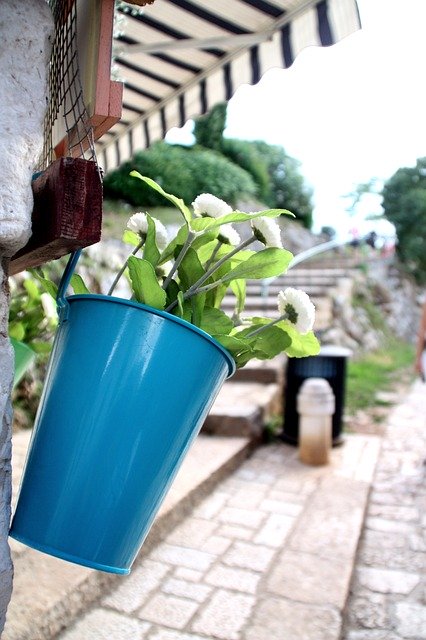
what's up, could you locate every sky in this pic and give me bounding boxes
[168,0,426,240]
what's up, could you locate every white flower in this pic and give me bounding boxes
[251,217,283,248]
[192,193,232,218]
[153,218,169,251]
[127,212,148,235]
[126,212,169,251]
[218,224,241,246]
[41,293,57,323]
[277,287,315,334]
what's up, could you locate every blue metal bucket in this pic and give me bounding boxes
[10,252,235,574]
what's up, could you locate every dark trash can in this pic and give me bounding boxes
[281,346,352,446]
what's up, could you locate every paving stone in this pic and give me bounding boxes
[191,589,254,640]
[204,564,261,594]
[218,506,266,528]
[223,541,275,572]
[356,566,420,594]
[266,550,352,609]
[393,601,426,638]
[138,593,199,629]
[102,559,170,613]
[173,568,204,583]
[161,578,212,603]
[259,497,304,516]
[358,544,426,573]
[365,517,415,534]
[59,608,150,639]
[345,593,389,629]
[288,477,367,560]
[253,513,295,547]
[217,523,254,541]
[165,518,218,549]
[200,535,233,555]
[148,632,206,640]
[267,488,306,505]
[226,487,266,509]
[245,598,342,640]
[150,544,215,571]
[345,632,403,640]
[368,504,420,522]
[191,492,229,519]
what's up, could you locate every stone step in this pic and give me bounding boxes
[245,284,332,296]
[221,294,331,311]
[202,381,282,439]
[5,430,253,640]
[232,355,286,384]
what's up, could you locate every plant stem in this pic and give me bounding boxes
[107,238,145,295]
[204,240,223,271]
[162,230,195,291]
[165,280,223,313]
[245,314,287,338]
[186,234,256,296]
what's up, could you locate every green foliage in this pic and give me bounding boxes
[104,142,257,207]
[193,102,227,151]
[221,138,271,202]
[346,340,414,415]
[9,273,58,356]
[381,157,426,283]
[250,141,313,229]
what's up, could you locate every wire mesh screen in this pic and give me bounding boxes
[38,0,98,170]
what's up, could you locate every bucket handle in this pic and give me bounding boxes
[57,250,82,322]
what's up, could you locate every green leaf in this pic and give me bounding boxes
[165,279,180,309]
[28,341,52,354]
[236,325,292,360]
[206,282,228,309]
[127,256,167,309]
[9,322,25,341]
[143,214,161,267]
[122,229,140,247]
[190,208,294,231]
[23,278,40,300]
[279,324,321,357]
[177,247,205,289]
[70,274,90,295]
[199,307,233,336]
[190,293,206,328]
[130,171,192,222]
[174,291,192,322]
[29,269,58,298]
[230,279,246,315]
[222,248,293,282]
[158,224,189,264]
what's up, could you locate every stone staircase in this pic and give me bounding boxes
[203,264,356,439]
[5,262,356,640]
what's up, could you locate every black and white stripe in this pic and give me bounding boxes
[98,0,360,172]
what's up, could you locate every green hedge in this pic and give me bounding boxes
[103,142,257,207]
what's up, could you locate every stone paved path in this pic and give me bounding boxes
[56,432,380,640]
[342,379,426,640]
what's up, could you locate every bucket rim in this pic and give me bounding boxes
[66,294,236,377]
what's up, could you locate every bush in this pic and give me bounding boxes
[103,142,257,207]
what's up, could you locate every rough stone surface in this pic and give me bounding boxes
[342,381,426,640]
[0,0,52,632]
[245,598,342,640]
[60,608,150,640]
[191,589,254,639]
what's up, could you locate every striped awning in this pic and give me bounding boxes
[97,0,361,172]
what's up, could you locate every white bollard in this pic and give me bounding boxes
[297,378,335,466]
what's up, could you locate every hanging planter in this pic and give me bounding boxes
[10,255,234,574]
[10,176,320,574]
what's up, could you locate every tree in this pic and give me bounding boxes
[193,102,227,152]
[381,158,426,283]
[250,141,313,229]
